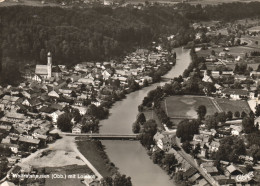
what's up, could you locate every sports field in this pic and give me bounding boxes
[162,95,218,119]
[214,98,251,114]
[162,96,252,123]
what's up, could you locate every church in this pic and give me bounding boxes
[35,52,52,79]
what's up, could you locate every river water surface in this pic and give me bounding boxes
[100,48,191,186]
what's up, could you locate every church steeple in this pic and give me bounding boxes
[47,52,52,79]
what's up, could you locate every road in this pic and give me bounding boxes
[174,136,217,186]
[71,144,103,180]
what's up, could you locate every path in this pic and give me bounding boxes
[71,144,103,180]
[209,98,223,112]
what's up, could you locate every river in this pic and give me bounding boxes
[99,48,191,186]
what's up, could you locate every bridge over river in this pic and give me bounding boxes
[64,133,139,140]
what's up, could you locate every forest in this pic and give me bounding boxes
[2,2,260,85]
[177,2,260,21]
[0,5,193,84]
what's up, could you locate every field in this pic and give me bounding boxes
[19,136,85,168]
[197,46,260,57]
[76,138,118,177]
[162,95,219,120]
[0,0,61,7]
[214,98,251,113]
[143,110,165,130]
[162,96,252,124]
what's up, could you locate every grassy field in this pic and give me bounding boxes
[143,110,165,130]
[0,0,62,7]
[76,138,118,177]
[162,95,218,119]
[215,98,251,113]
[197,46,260,57]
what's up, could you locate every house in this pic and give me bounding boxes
[78,77,95,85]
[72,125,82,134]
[0,143,19,154]
[32,74,43,83]
[188,173,201,183]
[74,100,83,106]
[222,71,234,76]
[211,71,220,78]
[59,89,72,97]
[18,135,40,148]
[22,98,41,107]
[50,110,65,123]
[234,75,247,81]
[202,73,213,83]
[250,71,260,78]
[230,125,242,136]
[221,88,248,100]
[72,106,87,115]
[200,162,218,175]
[153,132,173,152]
[5,112,25,123]
[48,90,59,98]
[2,95,20,105]
[102,70,112,80]
[183,167,197,180]
[197,178,209,186]
[225,164,243,178]
[209,141,220,152]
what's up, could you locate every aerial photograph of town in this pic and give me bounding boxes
[3,0,260,186]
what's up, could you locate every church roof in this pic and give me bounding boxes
[35,65,48,75]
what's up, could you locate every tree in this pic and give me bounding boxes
[182,141,192,153]
[255,105,260,117]
[113,174,132,186]
[136,113,146,125]
[205,115,218,129]
[226,111,233,120]
[196,105,207,120]
[163,154,177,174]
[57,113,72,132]
[215,136,246,163]
[242,116,256,134]
[241,111,247,118]
[152,150,164,164]
[143,79,149,87]
[132,122,140,134]
[234,111,240,118]
[140,119,157,149]
[143,119,157,136]
[176,119,199,142]
[102,174,132,186]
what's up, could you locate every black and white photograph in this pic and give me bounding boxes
[1,0,260,185]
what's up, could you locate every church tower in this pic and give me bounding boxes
[47,52,52,79]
